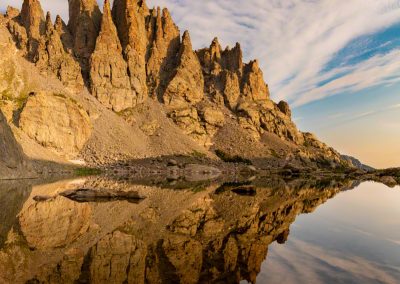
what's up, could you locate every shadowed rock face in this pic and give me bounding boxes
[68,0,101,71]
[0,177,358,283]
[2,0,352,168]
[0,110,25,179]
[89,0,133,112]
[112,0,149,104]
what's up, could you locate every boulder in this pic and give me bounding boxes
[277,100,292,118]
[19,92,93,159]
[379,176,397,188]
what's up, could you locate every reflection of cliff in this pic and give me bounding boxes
[0,177,358,284]
[0,181,32,247]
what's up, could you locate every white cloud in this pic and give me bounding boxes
[294,50,400,106]
[147,0,400,105]
[3,0,400,106]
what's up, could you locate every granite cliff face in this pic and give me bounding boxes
[0,0,352,170]
[0,110,25,178]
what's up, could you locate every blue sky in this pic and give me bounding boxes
[2,0,400,167]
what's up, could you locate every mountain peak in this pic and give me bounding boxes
[1,0,354,170]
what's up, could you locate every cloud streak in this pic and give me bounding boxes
[2,0,400,107]
[147,0,400,105]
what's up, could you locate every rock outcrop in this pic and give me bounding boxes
[112,0,149,105]
[36,12,84,89]
[146,7,181,98]
[19,92,92,159]
[89,0,133,112]
[164,31,204,109]
[20,0,45,58]
[0,110,25,178]
[1,0,353,169]
[68,0,101,73]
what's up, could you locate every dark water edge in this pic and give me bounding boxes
[0,176,398,284]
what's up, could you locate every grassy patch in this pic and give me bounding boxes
[54,93,67,99]
[215,149,252,165]
[74,167,102,177]
[270,149,280,158]
[191,150,206,158]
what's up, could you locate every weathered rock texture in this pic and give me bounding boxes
[0,110,25,178]
[1,0,352,169]
[19,92,92,159]
[112,0,149,105]
[68,0,101,72]
[164,31,204,108]
[89,0,133,112]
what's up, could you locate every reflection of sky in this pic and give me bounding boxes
[256,182,400,284]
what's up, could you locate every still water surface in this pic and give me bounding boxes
[255,182,400,284]
[0,177,398,283]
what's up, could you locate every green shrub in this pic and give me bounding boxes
[74,167,102,176]
[215,149,252,165]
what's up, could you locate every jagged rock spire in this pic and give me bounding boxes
[221,42,243,73]
[210,37,222,62]
[242,60,270,101]
[112,0,148,103]
[21,0,45,39]
[68,0,101,69]
[35,11,84,89]
[54,14,74,52]
[146,6,180,97]
[163,30,204,108]
[89,0,133,112]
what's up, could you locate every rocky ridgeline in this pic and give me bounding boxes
[1,0,348,168]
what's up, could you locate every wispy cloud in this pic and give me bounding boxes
[146,0,400,105]
[295,50,400,106]
[2,0,400,107]
[348,101,400,121]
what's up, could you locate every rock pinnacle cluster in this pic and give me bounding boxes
[0,0,351,169]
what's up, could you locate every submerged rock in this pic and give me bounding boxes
[60,188,145,203]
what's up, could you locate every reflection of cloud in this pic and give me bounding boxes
[387,239,400,246]
[258,239,400,284]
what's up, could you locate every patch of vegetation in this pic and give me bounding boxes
[53,93,67,99]
[74,167,102,177]
[191,150,206,159]
[215,149,252,165]
[270,149,280,158]
[116,107,135,117]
